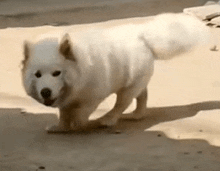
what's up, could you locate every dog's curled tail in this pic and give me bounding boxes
[142,13,211,60]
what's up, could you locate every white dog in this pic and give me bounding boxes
[22,13,210,133]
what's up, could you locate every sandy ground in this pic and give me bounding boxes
[1,1,220,171]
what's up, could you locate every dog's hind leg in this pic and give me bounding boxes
[98,90,134,127]
[120,88,148,120]
[98,80,148,126]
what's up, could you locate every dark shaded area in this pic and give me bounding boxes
[1,101,220,170]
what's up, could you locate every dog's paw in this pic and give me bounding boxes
[120,112,146,120]
[98,115,119,127]
[46,125,71,134]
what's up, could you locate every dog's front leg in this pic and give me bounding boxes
[46,101,100,133]
[71,102,100,130]
[46,107,71,133]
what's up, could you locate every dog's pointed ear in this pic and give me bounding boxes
[23,41,31,66]
[59,33,76,61]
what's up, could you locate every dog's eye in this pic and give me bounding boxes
[52,71,61,77]
[35,71,42,78]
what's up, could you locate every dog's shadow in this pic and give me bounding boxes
[1,101,219,135]
[88,101,220,133]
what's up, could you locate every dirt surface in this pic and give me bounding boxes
[1,0,220,171]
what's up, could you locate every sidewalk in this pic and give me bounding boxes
[0,0,209,28]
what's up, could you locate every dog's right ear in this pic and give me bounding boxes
[23,41,31,66]
[59,33,76,62]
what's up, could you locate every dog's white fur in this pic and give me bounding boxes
[22,13,210,133]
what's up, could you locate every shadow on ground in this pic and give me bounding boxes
[1,101,220,171]
[116,101,220,133]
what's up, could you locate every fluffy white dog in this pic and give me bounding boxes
[22,13,210,133]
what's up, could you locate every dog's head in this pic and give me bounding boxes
[22,34,77,107]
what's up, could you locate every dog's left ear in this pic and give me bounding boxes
[59,33,76,61]
[23,41,31,66]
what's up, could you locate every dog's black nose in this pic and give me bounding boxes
[41,88,52,99]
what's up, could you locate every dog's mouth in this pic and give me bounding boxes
[41,85,67,107]
[43,98,57,106]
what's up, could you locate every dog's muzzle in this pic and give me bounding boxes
[41,88,56,106]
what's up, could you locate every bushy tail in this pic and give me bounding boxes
[142,13,211,60]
